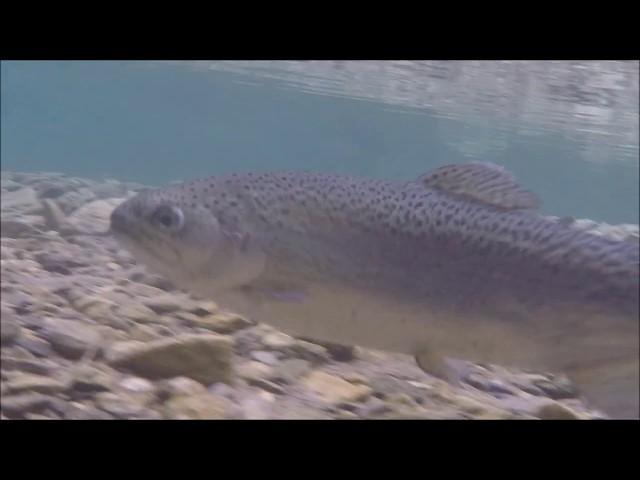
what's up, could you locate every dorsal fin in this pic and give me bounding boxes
[418,162,539,211]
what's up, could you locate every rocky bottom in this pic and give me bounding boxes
[2,171,638,420]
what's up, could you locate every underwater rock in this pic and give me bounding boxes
[40,318,103,360]
[157,376,208,400]
[0,316,22,345]
[0,219,42,238]
[105,333,234,385]
[93,391,161,419]
[56,188,97,215]
[163,392,230,419]
[66,198,119,234]
[14,332,53,358]
[302,371,372,404]
[4,373,68,395]
[2,187,42,214]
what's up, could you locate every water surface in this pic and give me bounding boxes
[1,60,638,223]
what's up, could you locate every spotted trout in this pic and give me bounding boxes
[110,162,640,418]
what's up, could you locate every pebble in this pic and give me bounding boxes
[465,371,517,396]
[0,356,55,375]
[119,376,156,395]
[1,393,59,418]
[68,198,121,233]
[0,219,42,238]
[298,337,356,362]
[95,325,128,344]
[249,350,282,366]
[0,317,22,345]
[64,403,115,420]
[14,332,54,357]
[185,311,253,334]
[105,333,234,385]
[208,382,237,400]
[270,359,311,384]
[5,373,68,395]
[164,393,230,419]
[94,392,161,419]
[56,188,97,215]
[263,332,296,350]
[68,366,116,396]
[535,401,582,420]
[248,378,286,395]
[292,340,330,363]
[70,295,116,322]
[157,376,208,400]
[303,371,372,404]
[41,198,72,233]
[129,324,163,342]
[236,359,272,381]
[532,376,577,400]
[141,294,184,314]
[237,391,276,420]
[356,398,391,418]
[40,318,102,360]
[2,187,42,213]
[116,303,158,323]
[24,412,57,420]
[35,252,87,275]
[127,270,175,291]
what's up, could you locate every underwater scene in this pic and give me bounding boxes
[1,60,638,419]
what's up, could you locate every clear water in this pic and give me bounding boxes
[1,60,638,224]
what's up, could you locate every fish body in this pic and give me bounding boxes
[110,163,639,418]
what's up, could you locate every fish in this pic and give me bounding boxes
[110,162,640,419]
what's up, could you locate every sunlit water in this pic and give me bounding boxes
[1,60,638,223]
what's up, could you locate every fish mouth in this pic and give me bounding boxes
[116,229,180,266]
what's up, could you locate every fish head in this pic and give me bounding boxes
[109,186,266,294]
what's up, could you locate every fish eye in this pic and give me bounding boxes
[151,205,184,232]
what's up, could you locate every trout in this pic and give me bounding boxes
[110,162,640,418]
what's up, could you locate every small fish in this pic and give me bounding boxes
[110,162,639,418]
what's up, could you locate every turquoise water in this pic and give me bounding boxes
[1,60,638,224]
